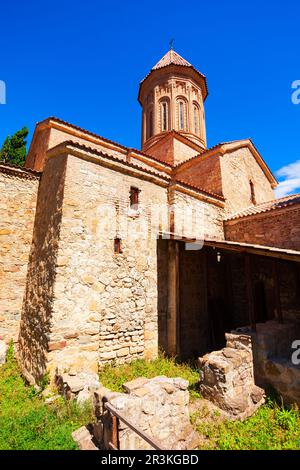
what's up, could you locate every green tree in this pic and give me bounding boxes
[0,127,28,167]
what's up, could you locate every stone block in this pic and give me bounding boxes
[199,332,265,419]
[48,340,67,351]
[100,351,116,360]
[116,347,129,357]
[72,426,98,451]
[0,340,7,365]
[123,377,149,393]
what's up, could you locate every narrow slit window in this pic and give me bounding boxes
[148,111,153,138]
[114,237,122,254]
[250,180,256,205]
[162,102,168,131]
[179,102,184,130]
[194,105,199,135]
[130,186,140,210]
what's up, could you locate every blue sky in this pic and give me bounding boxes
[1,0,300,195]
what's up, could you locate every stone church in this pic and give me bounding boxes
[1,49,300,398]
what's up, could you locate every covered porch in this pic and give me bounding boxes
[157,237,300,360]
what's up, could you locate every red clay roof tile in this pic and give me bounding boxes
[225,193,300,221]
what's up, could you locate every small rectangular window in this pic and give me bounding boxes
[130,187,140,210]
[114,237,122,254]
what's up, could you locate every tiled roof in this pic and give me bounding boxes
[47,140,224,203]
[0,162,41,178]
[139,50,208,100]
[174,139,277,187]
[48,141,171,182]
[152,50,192,70]
[225,193,300,221]
[145,129,206,158]
[204,239,300,261]
[36,116,174,168]
[174,140,246,169]
[175,177,225,202]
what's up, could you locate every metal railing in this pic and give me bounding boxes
[104,401,165,451]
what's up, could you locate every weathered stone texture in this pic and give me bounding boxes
[72,426,98,450]
[18,141,227,381]
[225,206,300,251]
[45,153,170,376]
[18,155,67,381]
[199,332,265,419]
[0,340,7,365]
[26,123,171,177]
[172,190,224,241]
[0,168,39,342]
[97,376,197,450]
[250,320,300,406]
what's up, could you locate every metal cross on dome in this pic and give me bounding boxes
[169,38,175,50]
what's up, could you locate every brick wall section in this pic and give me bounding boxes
[25,127,51,170]
[0,167,39,342]
[145,134,175,166]
[224,205,300,251]
[175,154,223,195]
[220,148,275,215]
[144,134,200,167]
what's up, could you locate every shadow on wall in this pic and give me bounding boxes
[17,155,68,383]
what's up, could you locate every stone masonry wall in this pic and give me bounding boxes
[250,320,300,406]
[225,206,300,251]
[96,376,197,450]
[199,332,265,419]
[45,153,170,377]
[27,125,171,178]
[0,166,39,342]
[18,156,67,382]
[173,190,224,241]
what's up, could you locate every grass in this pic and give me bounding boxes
[0,344,93,450]
[99,353,201,399]
[1,347,300,450]
[191,397,300,450]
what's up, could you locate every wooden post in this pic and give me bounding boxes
[272,259,283,324]
[203,250,213,348]
[225,254,234,318]
[167,240,179,356]
[245,254,256,331]
[295,263,300,302]
[111,415,118,450]
[203,251,208,320]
